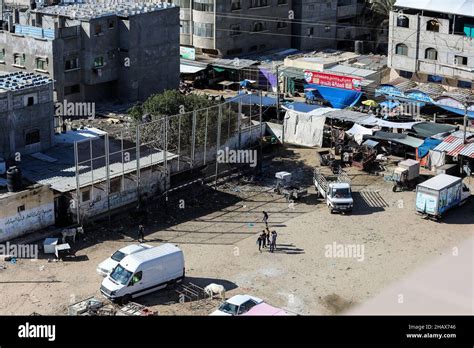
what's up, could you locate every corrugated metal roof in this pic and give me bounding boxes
[395,0,474,17]
[434,135,474,157]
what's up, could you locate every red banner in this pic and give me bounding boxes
[304,71,362,91]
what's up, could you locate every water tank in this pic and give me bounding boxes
[7,166,22,192]
[354,40,364,54]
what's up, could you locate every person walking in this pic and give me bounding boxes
[265,228,271,246]
[256,234,263,253]
[260,231,267,249]
[138,224,145,242]
[262,211,269,228]
[270,230,278,253]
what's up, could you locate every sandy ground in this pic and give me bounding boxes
[0,147,473,315]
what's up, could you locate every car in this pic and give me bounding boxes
[241,303,289,316]
[96,243,152,277]
[210,295,263,316]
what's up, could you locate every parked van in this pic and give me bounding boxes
[100,243,185,303]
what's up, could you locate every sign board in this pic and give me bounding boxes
[304,71,362,91]
[180,46,196,61]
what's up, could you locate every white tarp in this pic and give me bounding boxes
[428,150,446,169]
[358,115,420,129]
[346,124,374,145]
[283,108,330,147]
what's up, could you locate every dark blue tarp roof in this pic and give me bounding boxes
[227,93,277,106]
[283,102,321,113]
[305,84,363,109]
[418,138,442,158]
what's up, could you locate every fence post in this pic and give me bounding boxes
[215,104,222,189]
[191,111,197,168]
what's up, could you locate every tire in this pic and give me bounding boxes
[120,294,132,305]
[329,208,334,214]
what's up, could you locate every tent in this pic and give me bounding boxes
[283,107,331,147]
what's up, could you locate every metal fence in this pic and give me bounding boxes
[72,93,266,224]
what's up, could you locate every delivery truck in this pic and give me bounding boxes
[100,243,185,304]
[415,174,471,219]
[314,168,353,214]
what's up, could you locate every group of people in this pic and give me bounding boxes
[257,211,278,253]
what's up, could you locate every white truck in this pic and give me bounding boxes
[314,168,353,214]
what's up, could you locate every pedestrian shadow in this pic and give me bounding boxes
[272,244,305,255]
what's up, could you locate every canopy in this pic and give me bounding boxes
[412,122,457,138]
[180,64,206,74]
[380,100,400,109]
[395,0,474,17]
[418,138,442,158]
[305,84,363,109]
[346,124,374,145]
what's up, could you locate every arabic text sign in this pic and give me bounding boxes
[304,71,362,91]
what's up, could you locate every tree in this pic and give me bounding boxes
[365,0,396,53]
[128,90,237,156]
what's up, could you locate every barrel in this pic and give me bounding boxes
[7,166,22,192]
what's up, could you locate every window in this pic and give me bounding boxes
[64,84,80,95]
[17,205,25,213]
[13,53,25,67]
[94,24,103,36]
[230,24,241,36]
[277,0,287,4]
[180,20,191,34]
[252,22,267,32]
[250,0,268,7]
[324,26,331,32]
[231,0,241,10]
[27,96,35,106]
[277,21,287,29]
[193,0,213,11]
[427,75,442,83]
[307,27,314,36]
[94,56,105,68]
[455,55,468,66]
[399,70,413,79]
[35,57,47,71]
[395,43,408,56]
[0,49,5,62]
[25,130,40,145]
[82,189,91,202]
[397,15,409,28]
[193,22,213,37]
[65,57,79,70]
[426,19,440,32]
[130,271,142,286]
[425,47,438,60]
[457,80,472,89]
[108,19,115,29]
[110,177,122,194]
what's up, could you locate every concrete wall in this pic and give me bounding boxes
[0,185,55,242]
[0,83,55,159]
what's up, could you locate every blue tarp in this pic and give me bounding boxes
[436,104,474,120]
[380,100,400,109]
[240,80,253,88]
[418,138,442,158]
[227,93,277,106]
[283,102,321,113]
[305,84,363,109]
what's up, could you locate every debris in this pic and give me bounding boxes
[0,264,6,270]
[39,265,45,271]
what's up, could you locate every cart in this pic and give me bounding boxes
[385,159,420,192]
[274,172,308,202]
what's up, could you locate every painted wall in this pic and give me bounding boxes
[0,186,55,242]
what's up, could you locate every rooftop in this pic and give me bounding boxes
[0,72,52,92]
[34,1,176,20]
[394,0,474,17]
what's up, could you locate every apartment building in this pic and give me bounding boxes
[388,0,474,91]
[0,72,54,160]
[167,0,292,57]
[0,1,180,102]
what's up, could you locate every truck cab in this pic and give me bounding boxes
[327,182,353,213]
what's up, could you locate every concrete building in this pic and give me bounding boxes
[388,0,474,91]
[291,0,337,51]
[0,72,54,160]
[166,0,292,57]
[0,1,180,103]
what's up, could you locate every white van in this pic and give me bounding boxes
[100,243,185,303]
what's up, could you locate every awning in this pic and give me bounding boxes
[418,138,442,158]
[412,122,458,138]
[369,131,424,148]
[180,64,207,74]
[434,135,474,157]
